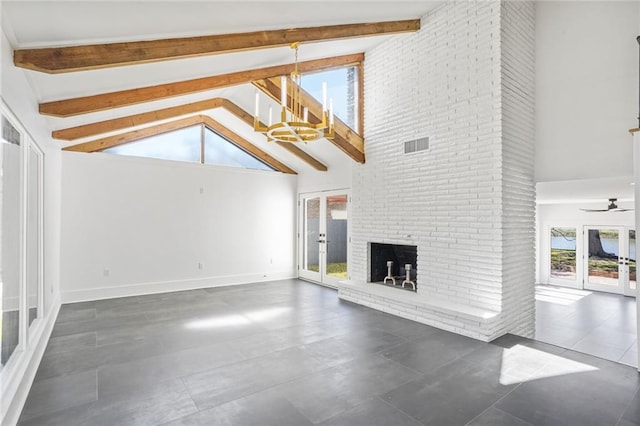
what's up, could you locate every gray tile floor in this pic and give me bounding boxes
[19,280,640,425]
[535,285,638,368]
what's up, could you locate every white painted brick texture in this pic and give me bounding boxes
[500,0,536,338]
[347,1,536,341]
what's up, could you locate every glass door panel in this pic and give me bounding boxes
[626,229,636,296]
[324,194,348,286]
[300,197,321,282]
[584,227,624,294]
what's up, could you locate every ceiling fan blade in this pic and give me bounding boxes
[580,208,609,212]
[610,208,634,212]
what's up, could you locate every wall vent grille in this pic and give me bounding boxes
[403,137,429,154]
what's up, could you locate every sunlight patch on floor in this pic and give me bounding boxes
[184,306,292,330]
[499,344,598,386]
[535,286,592,305]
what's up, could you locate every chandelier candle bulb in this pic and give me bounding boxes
[281,76,287,108]
[254,91,259,117]
[322,82,327,112]
[303,107,308,122]
[268,106,273,126]
[329,99,334,127]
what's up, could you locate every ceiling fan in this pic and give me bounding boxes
[580,198,634,212]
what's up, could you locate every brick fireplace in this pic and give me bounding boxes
[337,1,536,342]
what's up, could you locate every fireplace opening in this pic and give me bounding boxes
[369,243,417,292]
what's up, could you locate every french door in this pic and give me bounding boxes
[298,190,349,287]
[583,226,636,296]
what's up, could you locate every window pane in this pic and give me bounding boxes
[587,229,619,286]
[1,127,21,368]
[326,195,348,279]
[550,227,576,280]
[301,67,358,130]
[304,197,320,273]
[27,145,42,326]
[630,230,636,290]
[103,126,201,163]
[204,128,273,171]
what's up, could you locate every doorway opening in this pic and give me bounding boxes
[298,190,349,288]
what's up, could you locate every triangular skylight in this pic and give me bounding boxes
[103,124,275,172]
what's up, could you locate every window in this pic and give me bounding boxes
[103,124,274,171]
[550,227,577,281]
[301,66,359,131]
[204,129,272,171]
[103,126,201,163]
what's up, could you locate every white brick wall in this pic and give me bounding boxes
[346,1,535,341]
[500,0,536,338]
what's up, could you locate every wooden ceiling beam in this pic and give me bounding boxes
[62,114,297,175]
[200,116,296,174]
[15,20,418,74]
[52,98,225,140]
[253,78,365,163]
[62,115,203,152]
[39,53,364,117]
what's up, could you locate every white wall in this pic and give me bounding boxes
[535,1,639,182]
[61,152,297,302]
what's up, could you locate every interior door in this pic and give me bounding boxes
[298,190,349,287]
[583,226,632,295]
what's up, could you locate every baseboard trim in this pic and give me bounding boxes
[61,271,297,303]
[1,295,61,426]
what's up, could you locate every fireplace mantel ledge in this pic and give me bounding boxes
[338,280,500,323]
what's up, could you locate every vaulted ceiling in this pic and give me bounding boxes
[2,1,443,174]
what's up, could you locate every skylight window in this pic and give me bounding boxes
[204,130,272,171]
[104,126,201,163]
[301,66,359,131]
[102,124,275,172]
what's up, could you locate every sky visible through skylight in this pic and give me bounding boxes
[103,125,274,171]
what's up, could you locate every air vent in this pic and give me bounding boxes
[403,137,429,154]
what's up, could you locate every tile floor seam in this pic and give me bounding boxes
[615,385,640,426]
[374,394,425,425]
[465,380,528,425]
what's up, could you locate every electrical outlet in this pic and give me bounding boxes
[199,187,204,194]
[198,262,203,270]
[103,268,110,277]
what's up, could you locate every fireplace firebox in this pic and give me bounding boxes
[369,243,417,291]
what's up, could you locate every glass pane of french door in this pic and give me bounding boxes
[628,229,636,294]
[325,194,348,282]
[550,227,577,283]
[303,197,321,276]
[584,227,623,293]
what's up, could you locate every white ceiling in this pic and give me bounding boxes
[1,1,443,175]
[537,176,635,205]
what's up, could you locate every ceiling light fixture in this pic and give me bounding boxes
[254,42,334,143]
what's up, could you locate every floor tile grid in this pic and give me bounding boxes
[171,327,423,421]
[18,280,640,426]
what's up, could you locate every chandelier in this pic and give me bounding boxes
[254,42,334,143]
